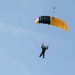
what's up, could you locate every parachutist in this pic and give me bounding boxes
[53,7,55,9]
[39,44,49,58]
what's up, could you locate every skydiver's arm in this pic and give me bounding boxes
[41,44,44,48]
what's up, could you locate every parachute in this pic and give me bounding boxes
[35,16,68,32]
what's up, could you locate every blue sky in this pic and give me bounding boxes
[0,0,75,75]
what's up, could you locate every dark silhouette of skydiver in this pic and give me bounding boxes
[39,44,49,58]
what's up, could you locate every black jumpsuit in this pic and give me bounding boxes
[39,44,48,58]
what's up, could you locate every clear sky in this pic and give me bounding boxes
[0,0,75,75]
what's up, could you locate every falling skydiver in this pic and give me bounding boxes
[39,44,49,58]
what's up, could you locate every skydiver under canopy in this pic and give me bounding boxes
[39,44,49,58]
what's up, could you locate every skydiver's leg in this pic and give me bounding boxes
[43,51,45,58]
[43,53,45,58]
[39,51,43,57]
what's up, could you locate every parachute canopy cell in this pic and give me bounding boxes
[35,16,68,32]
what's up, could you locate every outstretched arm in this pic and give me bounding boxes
[46,45,49,49]
[41,44,45,48]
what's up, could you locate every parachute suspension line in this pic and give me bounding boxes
[39,33,44,45]
[53,7,55,19]
[38,26,44,44]
[41,36,44,44]
[40,29,44,44]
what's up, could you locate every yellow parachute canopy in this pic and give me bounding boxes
[35,16,68,32]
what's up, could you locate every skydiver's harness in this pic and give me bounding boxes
[41,45,48,50]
